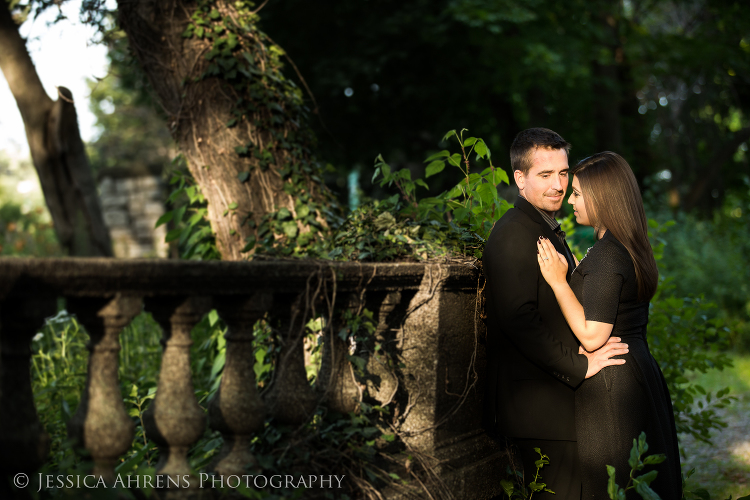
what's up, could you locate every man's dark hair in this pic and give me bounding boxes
[510,128,571,175]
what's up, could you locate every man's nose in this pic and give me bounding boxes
[551,175,564,192]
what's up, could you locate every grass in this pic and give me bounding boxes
[681,353,750,499]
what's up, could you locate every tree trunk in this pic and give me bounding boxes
[117,0,328,261]
[0,3,113,257]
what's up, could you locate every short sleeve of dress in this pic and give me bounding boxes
[579,248,624,325]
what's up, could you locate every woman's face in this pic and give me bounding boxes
[568,176,592,226]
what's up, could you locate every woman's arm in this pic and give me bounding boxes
[537,237,614,351]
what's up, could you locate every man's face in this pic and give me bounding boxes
[514,147,569,213]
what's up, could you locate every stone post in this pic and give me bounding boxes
[142,296,211,496]
[263,293,319,425]
[66,295,141,482]
[207,293,270,477]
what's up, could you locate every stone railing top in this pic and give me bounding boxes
[0,257,480,299]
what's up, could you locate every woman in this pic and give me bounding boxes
[536,152,681,498]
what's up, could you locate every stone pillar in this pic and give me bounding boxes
[393,264,507,499]
[142,296,211,496]
[263,293,318,424]
[207,293,270,477]
[316,293,361,414]
[66,295,141,482]
[0,297,55,496]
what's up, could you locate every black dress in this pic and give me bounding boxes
[570,231,682,499]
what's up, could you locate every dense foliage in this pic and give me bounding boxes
[258,0,750,214]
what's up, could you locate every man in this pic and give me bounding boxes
[482,128,629,498]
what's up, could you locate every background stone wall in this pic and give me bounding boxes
[99,175,168,258]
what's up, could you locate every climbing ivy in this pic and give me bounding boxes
[160,127,512,261]
[156,157,221,260]
[254,128,512,261]
[178,0,339,258]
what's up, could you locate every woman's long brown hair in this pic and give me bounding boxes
[572,152,658,302]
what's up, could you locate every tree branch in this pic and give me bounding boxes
[0,2,53,128]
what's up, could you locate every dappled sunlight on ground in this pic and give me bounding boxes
[681,356,750,498]
[732,440,750,466]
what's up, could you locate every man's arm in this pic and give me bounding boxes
[485,221,623,386]
[582,338,628,378]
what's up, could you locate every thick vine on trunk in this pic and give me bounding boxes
[0,3,113,257]
[117,0,329,260]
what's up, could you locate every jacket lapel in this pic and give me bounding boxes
[515,197,576,281]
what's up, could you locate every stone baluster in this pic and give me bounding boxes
[364,290,408,405]
[66,294,141,482]
[0,297,56,496]
[142,296,211,493]
[317,293,361,414]
[207,293,270,477]
[263,293,318,424]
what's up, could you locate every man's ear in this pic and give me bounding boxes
[514,169,525,190]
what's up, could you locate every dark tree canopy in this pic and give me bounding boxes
[259,0,750,213]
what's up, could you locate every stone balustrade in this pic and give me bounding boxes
[0,258,507,499]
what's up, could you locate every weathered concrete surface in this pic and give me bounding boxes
[0,257,507,499]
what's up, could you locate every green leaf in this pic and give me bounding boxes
[154,211,173,228]
[281,221,298,238]
[475,139,490,158]
[237,171,250,183]
[415,179,429,190]
[448,153,462,167]
[423,150,450,163]
[425,160,446,178]
[528,482,544,492]
[277,207,292,220]
[628,438,640,469]
[297,205,311,219]
[642,454,666,465]
[607,465,619,499]
[500,479,515,497]
[381,162,391,179]
[634,470,658,486]
[447,183,464,199]
[475,182,498,204]
[208,309,220,327]
[442,129,456,142]
[228,202,238,210]
[634,480,661,500]
[492,168,510,185]
[686,489,711,500]
[463,137,477,147]
[241,236,256,253]
[453,206,470,222]
[165,227,182,243]
[638,431,649,456]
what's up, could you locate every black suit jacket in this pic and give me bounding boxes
[482,196,588,441]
